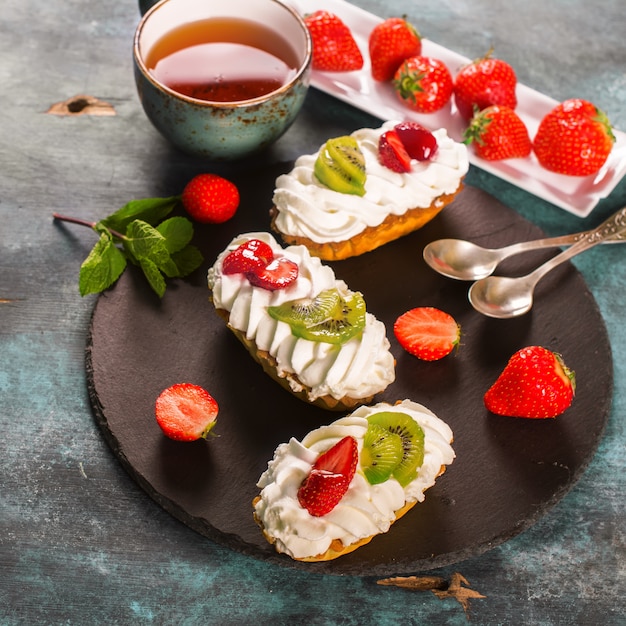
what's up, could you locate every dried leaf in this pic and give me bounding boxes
[377,571,486,616]
[431,572,486,613]
[377,575,447,591]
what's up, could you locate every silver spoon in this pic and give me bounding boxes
[424,227,626,281]
[468,206,626,318]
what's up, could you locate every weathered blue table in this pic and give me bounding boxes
[2,0,624,623]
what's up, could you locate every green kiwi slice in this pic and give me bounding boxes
[314,136,367,196]
[268,289,342,327]
[267,289,366,345]
[361,423,404,485]
[366,412,425,487]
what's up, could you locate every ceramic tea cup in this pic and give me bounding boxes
[133,0,312,160]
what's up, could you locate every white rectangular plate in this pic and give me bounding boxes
[286,0,626,217]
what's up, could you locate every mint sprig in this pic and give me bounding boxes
[53,197,204,298]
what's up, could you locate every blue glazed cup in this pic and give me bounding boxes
[133,0,312,160]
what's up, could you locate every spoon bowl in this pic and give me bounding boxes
[422,239,504,281]
[468,275,536,318]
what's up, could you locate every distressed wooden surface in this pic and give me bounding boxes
[1,0,625,624]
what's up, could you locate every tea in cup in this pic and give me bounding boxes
[133,0,312,159]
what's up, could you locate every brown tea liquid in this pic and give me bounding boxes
[145,18,299,102]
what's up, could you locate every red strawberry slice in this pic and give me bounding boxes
[298,436,358,517]
[222,239,274,275]
[247,257,299,290]
[155,383,219,441]
[181,173,240,224]
[484,346,576,418]
[379,129,412,172]
[394,122,438,161]
[304,10,364,72]
[394,307,460,361]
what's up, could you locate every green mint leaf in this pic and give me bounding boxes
[124,219,170,262]
[79,230,127,296]
[156,216,194,254]
[99,196,180,235]
[124,219,179,278]
[140,257,166,298]
[159,258,182,278]
[171,244,204,277]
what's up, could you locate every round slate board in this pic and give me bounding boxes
[86,183,613,576]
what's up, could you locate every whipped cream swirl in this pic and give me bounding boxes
[255,400,455,560]
[272,121,469,244]
[207,232,395,403]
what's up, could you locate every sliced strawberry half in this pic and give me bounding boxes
[394,306,460,361]
[155,383,219,441]
[379,129,412,172]
[222,239,274,275]
[247,257,299,291]
[298,436,358,517]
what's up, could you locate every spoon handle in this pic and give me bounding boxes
[500,208,626,257]
[527,205,626,284]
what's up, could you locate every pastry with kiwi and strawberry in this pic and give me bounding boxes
[270,120,469,261]
[207,232,395,411]
[253,399,455,561]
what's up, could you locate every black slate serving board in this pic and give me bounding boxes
[86,183,612,576]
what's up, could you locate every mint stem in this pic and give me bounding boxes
[53,212,126,240]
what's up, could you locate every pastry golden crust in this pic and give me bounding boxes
[270,186,463,261]
[253,465,448,562]
[213,307,379,412]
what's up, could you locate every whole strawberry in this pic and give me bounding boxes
[533,98,615,176]
[369,17,421,82]
[181,173,240,224]
[484,346,576,418]
[464,105,531,161]
[453,51,517,121]
[393,56,453,113]
[304,10,363,72]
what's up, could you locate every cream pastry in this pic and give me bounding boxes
[207,232,395,411]
[270,121,469,260]
[254,400,455,561]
